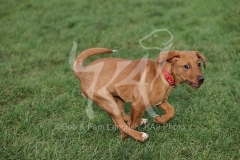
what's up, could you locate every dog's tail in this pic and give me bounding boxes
[74,48,117,71]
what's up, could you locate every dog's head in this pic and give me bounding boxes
[157,50,206,88]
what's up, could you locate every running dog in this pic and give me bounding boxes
[74,48,206,142]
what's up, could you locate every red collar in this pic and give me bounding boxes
[164,67,176,88]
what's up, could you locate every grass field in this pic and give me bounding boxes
[1,0,240,159]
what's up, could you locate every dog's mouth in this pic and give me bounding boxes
[185,80,201,89]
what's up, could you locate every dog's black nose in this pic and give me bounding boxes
[198,76,205,83]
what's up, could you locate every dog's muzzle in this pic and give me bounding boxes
[185,75,205,89]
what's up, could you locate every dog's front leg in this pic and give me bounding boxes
[129,104,148,129]
[154,101,175,124]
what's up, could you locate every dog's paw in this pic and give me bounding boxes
[139,118,148,126]
[141,132,149,142]
[154,115,161,123]
[154,115,167,124]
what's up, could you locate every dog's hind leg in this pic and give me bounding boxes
[94,92,148,142]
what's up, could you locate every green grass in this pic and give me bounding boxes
[1,0,240,159]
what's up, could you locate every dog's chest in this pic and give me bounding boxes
[147,85,172,106]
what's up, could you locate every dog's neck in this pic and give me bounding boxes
[163,67,176,88]
[154,62,183,88]
[163,63,184,87]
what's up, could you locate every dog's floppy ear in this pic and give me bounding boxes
[195,51,207,69]
[157,50,180,65]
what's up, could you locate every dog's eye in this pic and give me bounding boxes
[184,64,190,69]
[198,63,201,67]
